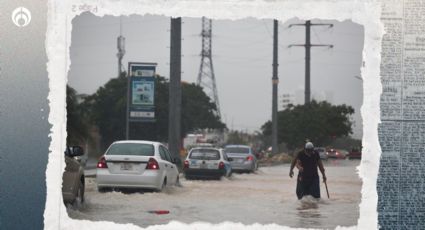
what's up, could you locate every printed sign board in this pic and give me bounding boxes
[127,62,157,122]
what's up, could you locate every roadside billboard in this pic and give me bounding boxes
[127,62,157,122]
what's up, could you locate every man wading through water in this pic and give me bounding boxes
[289,142,327,199]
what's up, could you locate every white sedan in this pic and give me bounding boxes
[96,140,179,192]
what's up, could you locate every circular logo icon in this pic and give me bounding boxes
[12,7,31,27]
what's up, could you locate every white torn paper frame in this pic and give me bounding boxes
[45,0,384,229]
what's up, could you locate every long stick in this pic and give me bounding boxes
[324,180,330,199]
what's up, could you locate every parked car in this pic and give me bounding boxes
[347,147,362,159]
[96,140,179,192]
[314,147,328,160]
[339,149,349,158]
[183,147,232,180]
[224,145,258,173]
[62,146,85,206]
[326,148,346,159]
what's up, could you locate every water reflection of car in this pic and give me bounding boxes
[183,147,232,180]
[96,140,180,192]
[224,145,258,173]
[326,149,346,159]
[314,147,328,160]
[347,147,362,159]
[62,146,85,206]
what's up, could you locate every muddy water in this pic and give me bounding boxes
[68,159,362,229]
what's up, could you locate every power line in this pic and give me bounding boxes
[262,20,273,38]
[312,27,322,44]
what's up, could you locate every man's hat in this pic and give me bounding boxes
[305,142,314,149]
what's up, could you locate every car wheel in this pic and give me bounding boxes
[73,180,84,207]
[175,175,182,187]
[157,178,167,192]
[251,163,257,173]
[226,170,232,177]
[97,187,110,193]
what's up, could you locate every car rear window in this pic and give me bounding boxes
[225,147,250,154]
[189,149,220,160]
[106,143,154,156]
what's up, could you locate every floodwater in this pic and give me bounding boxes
[68,159,362,229]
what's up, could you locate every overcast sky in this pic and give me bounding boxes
[68,13,364,138]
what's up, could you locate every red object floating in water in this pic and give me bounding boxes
[148,210,170,215]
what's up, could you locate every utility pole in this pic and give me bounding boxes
[119,16,129,140]
[272,19,279,155]
[168,17,182,161]
[288,20,333,104]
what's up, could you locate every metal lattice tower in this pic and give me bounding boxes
[197,17,221,119]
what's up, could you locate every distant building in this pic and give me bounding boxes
[279,93,295,110]
[183,129,227,149]
[280,90,334,110]
[294,90,305,105]
[312,90,334,104]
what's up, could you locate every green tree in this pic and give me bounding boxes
[81,73,128,150]
[226,130,249,145]
[181,82,225,134]
[66,85,89,145]
[81,73,225,151]
[261,100,354,150]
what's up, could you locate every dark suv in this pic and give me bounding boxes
[62,146,85,206]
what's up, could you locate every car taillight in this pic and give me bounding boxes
[219,161,225,169]
[146,158,160,170]
[246,156,254,161]
[97,156,108,168]
[184,160,189,169]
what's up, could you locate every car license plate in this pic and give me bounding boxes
[121,163,132,170]
[208,164,217,169]
[200,164,207,169]
[237,159,244,163]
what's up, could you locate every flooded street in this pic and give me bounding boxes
[68,160,362,229]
